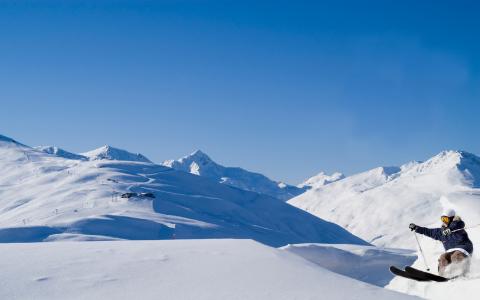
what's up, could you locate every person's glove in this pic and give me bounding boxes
[442,228,452,236]
[409,223,418,231]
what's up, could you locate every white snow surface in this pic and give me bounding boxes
[0,134,366,247]
[162,150,305,201]
[0,239,419,300]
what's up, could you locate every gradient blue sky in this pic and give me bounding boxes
[1,0,479,184]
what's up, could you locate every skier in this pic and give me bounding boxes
[409,208,473,276]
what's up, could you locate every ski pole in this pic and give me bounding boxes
[414,231,430,271]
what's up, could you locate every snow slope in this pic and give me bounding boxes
[82,145,152,163]
[0,134,366,247]
[289,150,480,249]
[162,150,305,201]
[281,243,416,287]
[0,239,419,300]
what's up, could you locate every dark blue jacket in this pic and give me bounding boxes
[415,217,473,254]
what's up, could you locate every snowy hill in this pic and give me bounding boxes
[36,146,87,160]
[298,171,345,189]
[289,150,480,249]
[81,145,152,163]
[0,239,417,300]
[0,134,366,247]
[162,150,305,201]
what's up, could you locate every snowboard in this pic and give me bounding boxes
[404,266,449,282]
[389,266,430,282]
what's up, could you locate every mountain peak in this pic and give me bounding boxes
[429,149,479,162]
[162,150,215,170]
[81,145,152,163]
[409,150,479,177]
[191,149,207,156]
[188,149,213,162]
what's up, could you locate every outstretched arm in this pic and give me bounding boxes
[415,226,444,241]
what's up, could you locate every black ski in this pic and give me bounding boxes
[404,266,449,282]
[389,266,430,282]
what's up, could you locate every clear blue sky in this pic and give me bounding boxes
[1,0,479,184]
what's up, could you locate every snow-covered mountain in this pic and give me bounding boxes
[289,150,480,249]
[298,171,345,189]
[36,146,87,161]
[162,150,305,201]
[0,134,366,247]
[81,145,152,163]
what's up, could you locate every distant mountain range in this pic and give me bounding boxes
[0,133,367,247]
[35,144,342,202]
[6,132,478,253]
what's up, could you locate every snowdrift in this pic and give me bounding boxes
[281,243,416,287]
[0,239,419,300]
